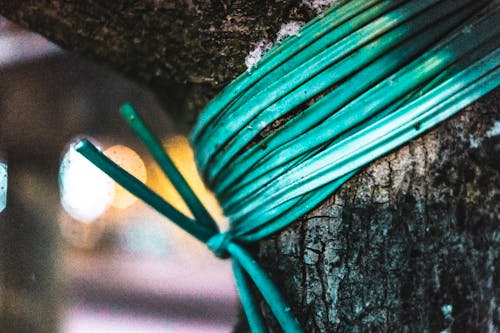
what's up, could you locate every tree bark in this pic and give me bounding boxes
[1,1,498,332]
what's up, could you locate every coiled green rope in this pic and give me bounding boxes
[76,0,500,332]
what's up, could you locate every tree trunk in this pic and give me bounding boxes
[1,1,498,332]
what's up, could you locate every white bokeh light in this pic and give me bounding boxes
[0,163,7,213]
[59,142,114,223]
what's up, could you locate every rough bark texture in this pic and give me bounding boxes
[1,2,499,332]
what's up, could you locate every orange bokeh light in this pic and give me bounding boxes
[104,144,147,209]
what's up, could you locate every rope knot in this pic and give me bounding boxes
[207,232,232,259]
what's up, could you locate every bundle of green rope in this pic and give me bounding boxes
[76,0,500,332]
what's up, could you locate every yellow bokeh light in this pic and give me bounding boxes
[104,144,147,209]
[147,135,225,227]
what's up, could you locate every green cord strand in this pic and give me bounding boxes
[213,0,483,193]
[232,259,268,333]
[196,0,440,175]
[238,51,500,229]
[217,4,499,221]
[75,140,213,243]
[234,59,500,242]
[223,1,493,194]
[203,0,454,181]
[119,103,219,233]
[228,243,304,333]
[77,109,304,332]
[76,138,303,333]
[190,0,381,142]
[227,50,500,232]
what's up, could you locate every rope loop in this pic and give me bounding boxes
[207,232,233,259]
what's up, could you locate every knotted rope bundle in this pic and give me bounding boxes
[77,0,500,332]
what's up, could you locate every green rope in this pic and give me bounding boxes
[76,109,304,333]
[76,1,500,332]
[120,103,219,233]
[213,0,483,194]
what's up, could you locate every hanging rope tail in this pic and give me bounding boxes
[76,1,500,332]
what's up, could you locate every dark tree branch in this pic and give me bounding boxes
[0,1,317,111]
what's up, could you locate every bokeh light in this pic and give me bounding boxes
[148,135,224,222]
[104,145,147,209]
[59,142,114,223]
[0,162,7,213]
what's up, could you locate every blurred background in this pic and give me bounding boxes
[0,17,238,333]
